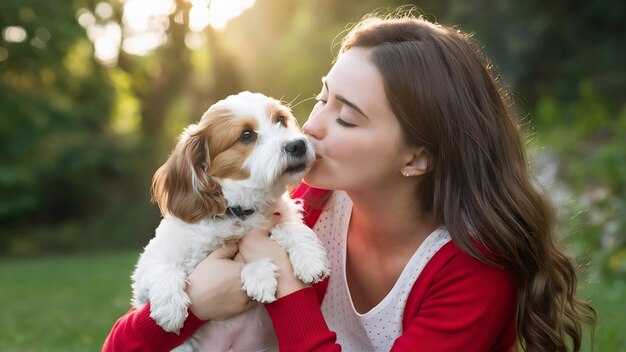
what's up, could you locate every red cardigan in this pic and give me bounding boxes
[103,184,517,351]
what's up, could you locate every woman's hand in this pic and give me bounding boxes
[238,216,310,299]
[185,241,256,320]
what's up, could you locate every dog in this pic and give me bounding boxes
[131,91,330,351]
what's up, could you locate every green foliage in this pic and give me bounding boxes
[0,0,155,255]
[1,0,623,262]
[536,82,626,191]
[532,82,626,276]
[443,0,626,108]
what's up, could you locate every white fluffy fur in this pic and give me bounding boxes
[131,92,330,351]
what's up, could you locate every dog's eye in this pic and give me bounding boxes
[240,129,256,142]
[276,115,287,127]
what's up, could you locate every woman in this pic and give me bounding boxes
[104,12,595,352]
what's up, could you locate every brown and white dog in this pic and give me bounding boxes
[131,92,330,351]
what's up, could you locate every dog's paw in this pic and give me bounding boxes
[290,241,330,284]
[270,223,330,284]
[150,291,191,334]
[241,258,278,303]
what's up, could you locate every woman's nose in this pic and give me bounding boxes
[303,108,323,139]
[302,120,315,137]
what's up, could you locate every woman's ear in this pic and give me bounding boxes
[400,147,432,177]
[151,124,226,223]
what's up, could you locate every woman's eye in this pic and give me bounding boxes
[336,118,357,128]
[315,97,327,105]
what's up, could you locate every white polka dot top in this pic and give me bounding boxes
[316,191,451,351]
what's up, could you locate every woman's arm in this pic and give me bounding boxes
[102,243,255,352]
[102,302,205,352]
[391,247,517,351]
[264,287,341,352]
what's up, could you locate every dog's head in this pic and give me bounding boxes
[152,91,314,223]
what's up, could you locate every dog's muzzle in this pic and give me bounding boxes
[284,139,307,158]
[283,138,311,175]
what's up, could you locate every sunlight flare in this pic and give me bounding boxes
[208,0,256,30]
[78,0,256,64]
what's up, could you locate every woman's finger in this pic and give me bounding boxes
[208,240,239,259]
[247,214,281,239]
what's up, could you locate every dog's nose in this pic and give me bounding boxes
[284,139,307,157]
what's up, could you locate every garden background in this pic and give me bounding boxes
[1,0,624,350]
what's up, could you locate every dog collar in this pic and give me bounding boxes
[225,206,255,220]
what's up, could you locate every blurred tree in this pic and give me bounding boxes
[117,0,194,139]
[0,0,249,255]
[443,0,625,110]
[0,0,623,260]
[115,0,244,141]
[0,0,120,253]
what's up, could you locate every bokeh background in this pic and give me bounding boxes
[1,0,624,350]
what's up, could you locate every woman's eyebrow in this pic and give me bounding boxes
[323,79,370,120]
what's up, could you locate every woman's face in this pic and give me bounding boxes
[303,47,414,191]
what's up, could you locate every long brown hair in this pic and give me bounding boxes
[339,11,596,351]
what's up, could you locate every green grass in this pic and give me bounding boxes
[0,251,624,351]
[0,251,138,351]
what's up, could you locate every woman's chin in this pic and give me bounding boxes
[303,171,338,190]
[303,170,322,187]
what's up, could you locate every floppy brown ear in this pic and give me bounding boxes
[151,124,226,223]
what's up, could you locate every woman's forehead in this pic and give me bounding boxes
[325,48,392,120]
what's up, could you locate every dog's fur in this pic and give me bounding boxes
[131,92,330,351]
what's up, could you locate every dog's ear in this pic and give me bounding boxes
[152,123,226,223]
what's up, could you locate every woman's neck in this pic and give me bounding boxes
[345,184,436,253]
